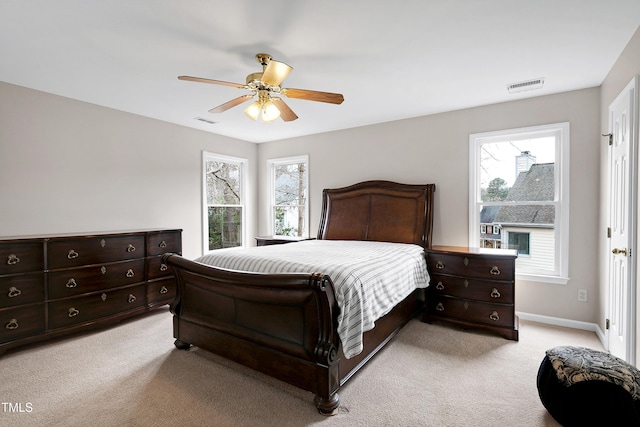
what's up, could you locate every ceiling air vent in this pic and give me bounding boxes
[507,78,545,94]
[195,117,217,125]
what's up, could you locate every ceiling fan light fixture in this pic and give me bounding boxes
[179,52,344,123]
[261,100,281,122]
[244,100,261,120]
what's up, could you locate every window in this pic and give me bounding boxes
[203,152,247,252]
[508,232,530,255]
[469,123,570,284]
[268,155,309,237]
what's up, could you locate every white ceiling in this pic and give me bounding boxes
[1,1,639,143]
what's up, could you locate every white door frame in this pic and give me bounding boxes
[606,76,639,363]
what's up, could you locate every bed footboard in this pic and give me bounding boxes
[163,253,342,414]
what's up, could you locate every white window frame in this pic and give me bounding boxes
[267,155,309,237]
[469,122,570,284]
[202,151,248,253]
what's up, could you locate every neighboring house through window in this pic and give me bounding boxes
[268,155,309,237]
[469,123,570,284]
[203,152,247,252]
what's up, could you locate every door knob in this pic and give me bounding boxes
[612,248,628,256]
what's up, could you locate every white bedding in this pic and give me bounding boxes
[194,240,429,358]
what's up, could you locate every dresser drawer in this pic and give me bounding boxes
[0,240,44,275]
[426,252,515,280]
[428,274,514,304]
[0,273,45,308]
[47,234,145,269]
[48,259,145,299]
[148,278,176,306]
[427,296,514,328]
[147,231,182,256]
[0,304,45,343]
[48,284,146,329]
[147,256,172,280]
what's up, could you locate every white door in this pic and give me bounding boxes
[608,77,638,362]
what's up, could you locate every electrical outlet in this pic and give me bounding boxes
[578,289,588,302]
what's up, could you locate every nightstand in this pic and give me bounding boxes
[255,236,315,246]
[424,245,519,340]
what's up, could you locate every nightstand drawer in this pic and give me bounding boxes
[427,296,514,328]
[429,274,514,304]
[426,253,515,280]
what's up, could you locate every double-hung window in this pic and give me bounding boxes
[268,155,309,237]
[469,123,570,284]
[203,152,247,251]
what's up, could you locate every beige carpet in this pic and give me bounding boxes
[1,308,603,426]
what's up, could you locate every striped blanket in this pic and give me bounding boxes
[194,240,429,358]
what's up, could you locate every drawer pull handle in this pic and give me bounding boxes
[159,240,167,248]
[160,263,168,272]
[101,293,107,301]
[489,311,500,321]
[100,266,107,274]
[68,307,79,318]
[127,244,136,253]
[435,302,445,312]
[5,319,19,330]
[8,287,22,298]
[435,282,445,291]
[67,249,79,260]
[66,278,78,288]
[128,294,137,303]
[126,269,135,278]
[160,286,168,294]
[435,261,445,270]
[7,254,20,265]
[490,266,501,275]
[490,288,501,298]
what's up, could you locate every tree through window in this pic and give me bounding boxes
[268,155,309,237]
[203,152,246,251]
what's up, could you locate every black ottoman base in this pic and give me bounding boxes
[537,355,640,426]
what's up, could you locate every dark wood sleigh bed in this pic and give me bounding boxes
[163,180,435,414]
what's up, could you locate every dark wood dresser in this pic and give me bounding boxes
[424,245,519,340]
[0,229,181,354]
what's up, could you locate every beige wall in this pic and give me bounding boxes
[0,82,258,259]
[5,26,640,326]
[599,26,640,358]
[259,88,601,323]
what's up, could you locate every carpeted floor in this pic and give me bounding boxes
[0,308,603,426]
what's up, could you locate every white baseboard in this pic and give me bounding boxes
[517,311,607,348]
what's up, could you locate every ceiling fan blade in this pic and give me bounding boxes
[282,88,344,105]
[208,94,255,113]
[271,98,298,122]
[178,76,245,89]
[261,60,293,86]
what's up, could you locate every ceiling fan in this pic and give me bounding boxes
[178,53,344,122]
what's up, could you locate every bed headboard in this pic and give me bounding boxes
[317,180,436,248]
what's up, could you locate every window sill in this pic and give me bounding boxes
[516,273,569,285]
